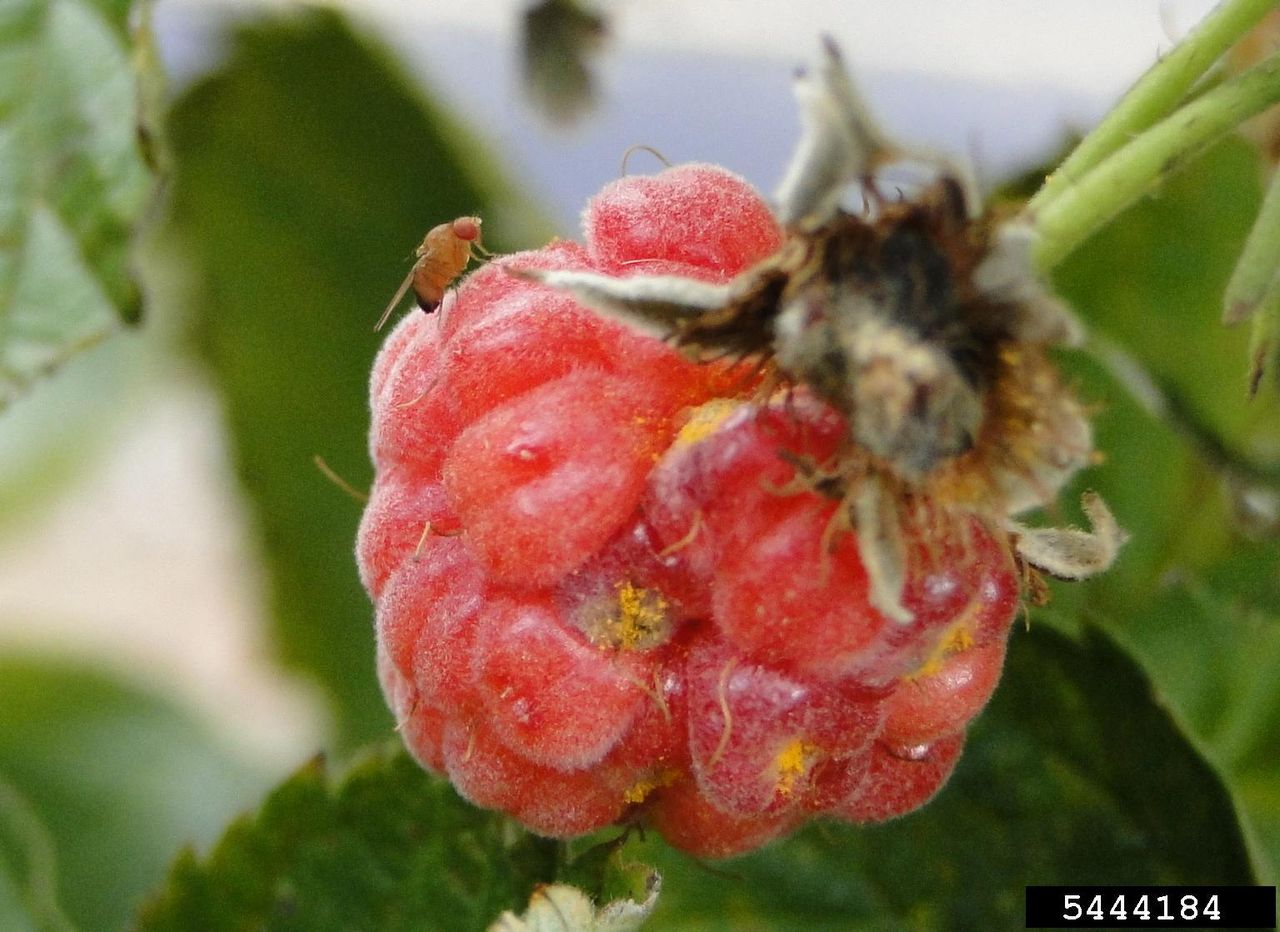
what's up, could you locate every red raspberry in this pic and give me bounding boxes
[833,734,966,824]
[360,164,1020,853]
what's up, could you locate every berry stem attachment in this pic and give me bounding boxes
[1029,49,1280,271]
[1027,0,1278,215]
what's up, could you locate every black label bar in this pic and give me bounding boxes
[1025,885,1276,928]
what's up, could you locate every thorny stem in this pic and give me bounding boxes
[1027,0,1278,214]
[1030,48,1280,271]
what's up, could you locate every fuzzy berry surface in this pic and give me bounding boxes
[359,164,1020,859]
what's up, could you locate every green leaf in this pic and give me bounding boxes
[160,8,542,746]
[1040,134,1280,877]
[1110,550,1280,878]
[0,329,144,533]
[0,281,163,547]
[138,747,562,932]
[0,776,75,932]
[636,624,1254,931]
[1069,137,1269,431]
[0,866,42,932]
[0,654,271,932]
[0,0,155,409]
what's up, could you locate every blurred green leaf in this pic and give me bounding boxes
[1196,538,1280,630]
[161,8,539,746]
[138,747,561,932]
[0,868,41,932]
[1041,136,1280,877]
[636,624,1253,931]
[0,654,270,932]
[1056,140,1259,423]
[1049,139,1267,593]
[0,0,155,410]
[0,775,74,932]
[1109,551,1280,878]
[0,313,159,535]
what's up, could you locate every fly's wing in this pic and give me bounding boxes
[375,267,417,332]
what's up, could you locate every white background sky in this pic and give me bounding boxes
[338,0,1220,92]
[157,0,1228,225]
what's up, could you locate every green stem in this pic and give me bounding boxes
[1027,0,1278,214]
[1248,281,1280,395]
[1031,50,1280,271]
[1224,163,1280,323]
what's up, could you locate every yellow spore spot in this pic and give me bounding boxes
[904,611,978,681]
[773,738,817,798]
[623,769,680,805]
[671,398,741,450]
[582,581,670,651]
[612,581,669,650]
[942,623,975,654]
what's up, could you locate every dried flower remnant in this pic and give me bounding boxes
[521,39,1123,618]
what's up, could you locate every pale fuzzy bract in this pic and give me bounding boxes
[488,871,661,932]
[1009,492,1129,581]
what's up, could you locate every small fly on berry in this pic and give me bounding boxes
[376,216,485,331]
